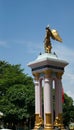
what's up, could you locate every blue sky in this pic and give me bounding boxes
[0,0,74,100]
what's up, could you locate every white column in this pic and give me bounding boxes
[33,73,41,128]
[40,79,42,117]
[55,72,63,117]
[35,79,40,114]
[58,79,62,114]
[44,78,52,118]
[57,76,64,130]
[54,72,64,129]
[55,79,59,117]
[44,70,53,129]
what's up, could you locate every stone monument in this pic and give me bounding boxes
[28,25,68,130]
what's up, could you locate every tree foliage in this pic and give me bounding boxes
[63,93,74,126]
[0,61,35,123]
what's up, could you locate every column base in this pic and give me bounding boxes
[34,114,43,130]
[58,113,65,130]
[44,124,53,130]
[44,113,53,130]
[54,113,65,130]
[34,114,40,130]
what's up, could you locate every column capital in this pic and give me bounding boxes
[33,72,40,80]
[43,70,52,78]
[56,72,63,79]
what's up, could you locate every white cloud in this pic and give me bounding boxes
[66,90,74,101]
[62,73,74,100]
[52,43,74,62]
[23,41,43,54]
[0,41,6,45]
[14,40,43,54]
[0,41,9,48]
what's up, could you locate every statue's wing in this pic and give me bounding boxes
[51,29,62,42]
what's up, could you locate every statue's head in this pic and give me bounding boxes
[46,25,50,30]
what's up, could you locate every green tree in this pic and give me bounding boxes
[63,93,74,126]
[0,61,35,124]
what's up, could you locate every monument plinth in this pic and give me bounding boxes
[28,25,68,130]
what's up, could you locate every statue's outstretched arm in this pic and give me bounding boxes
[51,29,62,42]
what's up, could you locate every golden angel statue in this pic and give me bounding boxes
[44,25,62,53]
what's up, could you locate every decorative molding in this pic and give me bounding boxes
[56,72,63,79]
[43,70,52,78]
[33,72,40,80]
[32,65,64,72]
